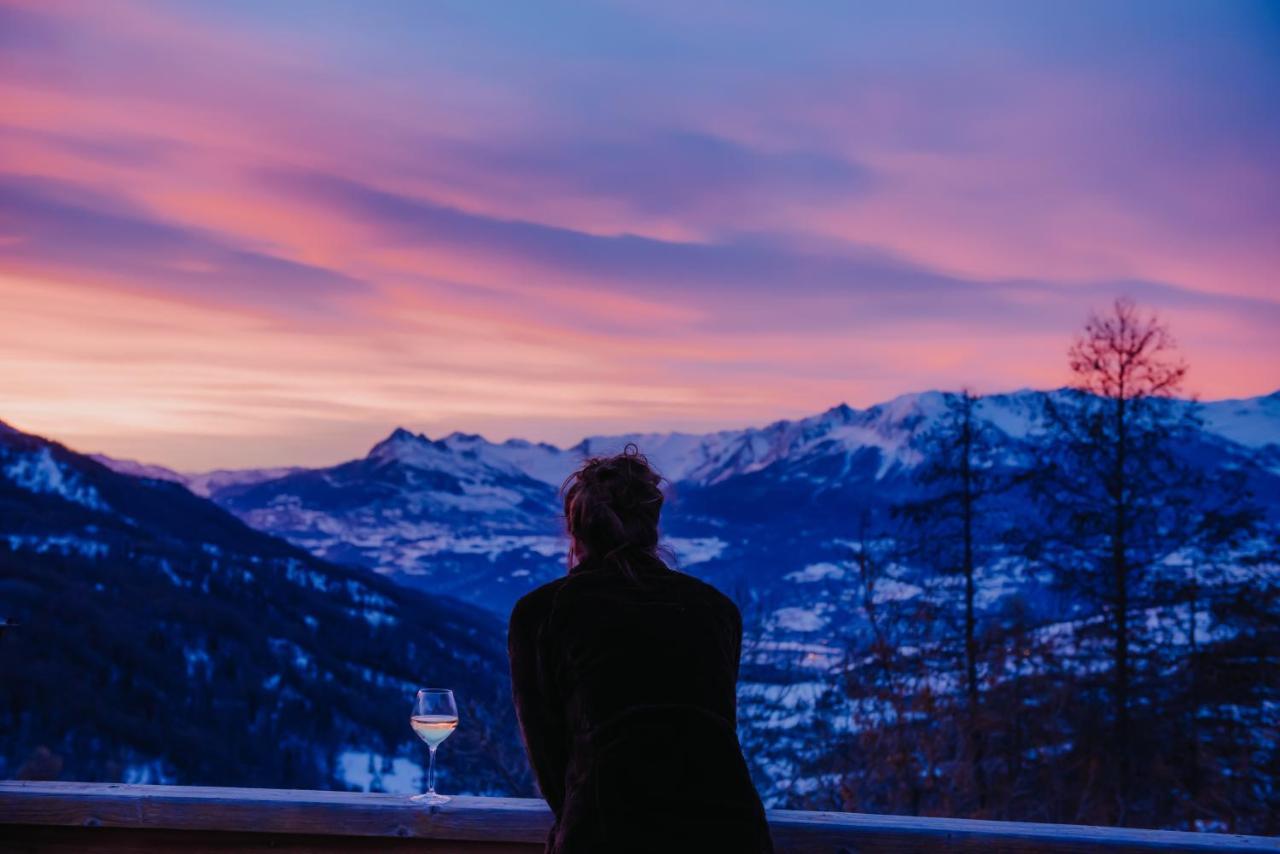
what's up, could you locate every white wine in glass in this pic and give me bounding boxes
[410,688,458,805]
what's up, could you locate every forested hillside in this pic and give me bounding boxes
[0,422,530,794]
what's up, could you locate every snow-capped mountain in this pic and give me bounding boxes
[200,427,569,609]
[570,390,1010,486]
[430,389,1275,491]
[1,420,528,793]
[100,388,1274,622]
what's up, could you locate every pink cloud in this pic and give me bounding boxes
[1,0,1275,467]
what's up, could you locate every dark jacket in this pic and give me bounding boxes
[508,552,774,853]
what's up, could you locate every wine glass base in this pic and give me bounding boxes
[410,792,451,805]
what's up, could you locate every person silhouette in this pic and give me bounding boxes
[508,444,774,853]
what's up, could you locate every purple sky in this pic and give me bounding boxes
[1,0,1277,469]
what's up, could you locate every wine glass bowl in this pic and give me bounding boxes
[410,688,458,804]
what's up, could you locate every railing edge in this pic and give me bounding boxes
[1,781,1276,852]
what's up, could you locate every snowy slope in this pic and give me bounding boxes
[1202,391,1280,448]
[438,431,572,487]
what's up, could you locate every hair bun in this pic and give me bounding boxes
[561,445,666,578]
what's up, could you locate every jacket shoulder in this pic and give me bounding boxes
[671,570,742,625]
[673,568,735,603]
[509,576,568,633]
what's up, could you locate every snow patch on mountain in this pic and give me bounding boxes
[665,536,727,565]
[5,447,110,511]
[6,533,112,559]
[772,604,831,633]
[786,562,846,583]
[873,577,924,603]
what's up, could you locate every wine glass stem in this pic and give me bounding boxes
[427,745,437,795]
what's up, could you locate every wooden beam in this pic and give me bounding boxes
[1,781,1276,853]
[0,782,550,843]
[766,809,1280,853]
[1,826,534,854]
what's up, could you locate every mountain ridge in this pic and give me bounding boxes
[76,387,1279,617]
[90,387,1280,490]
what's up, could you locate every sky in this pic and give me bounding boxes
[1,0,1278,470]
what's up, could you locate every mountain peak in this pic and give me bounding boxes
[387,427,420,442]
[368,427,436,461]
[444,431,486,444]
[820,402,856,423]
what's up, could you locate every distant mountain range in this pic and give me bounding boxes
[88,388,1280,622]
[0,420,530,794]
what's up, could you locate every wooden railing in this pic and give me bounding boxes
[1,781,1276,853]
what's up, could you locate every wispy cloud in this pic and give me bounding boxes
[2,174,366,313]
[1,0,1276,467]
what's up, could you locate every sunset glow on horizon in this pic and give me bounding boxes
[2,0,1278,470]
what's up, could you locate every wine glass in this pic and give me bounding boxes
[409,688,458,805]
